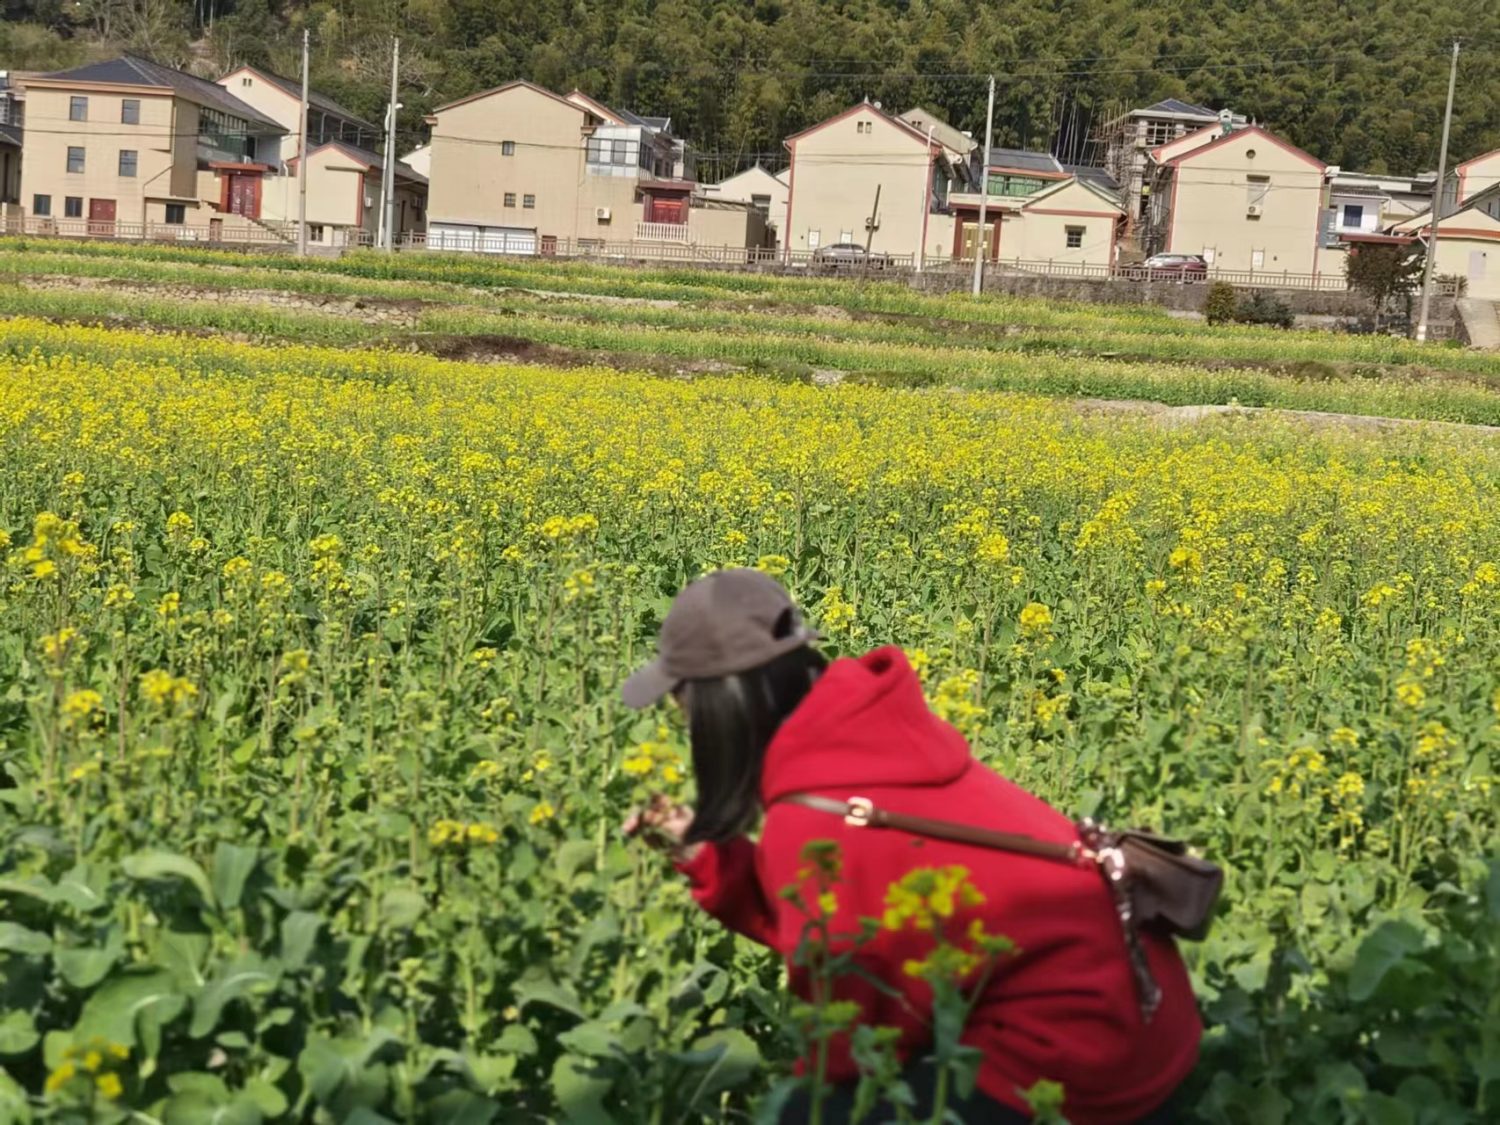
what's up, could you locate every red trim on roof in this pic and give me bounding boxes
[781,102,936,150]
[1454,148,1500,175]
[565,89,624,125]
[431,79,589,118]
[1166,125,1326,172]
[1338,232,1415,244]
[1147,123,1218,162]
[209,161,272,172]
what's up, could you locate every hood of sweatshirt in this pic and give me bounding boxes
[760,646,972,803]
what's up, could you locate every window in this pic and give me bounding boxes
[1341,203,1364,228]
[1065,225,1084,249]
[856,120,872,135]
[121,99,140,124]
[504,192,516,207]
[1251,249,1266,269]
[807,229,821,249]
[64,196,83,218]
[66,146,85,173]
[164,203,185,224]
[118,150,138,177]
[1246,174,1270,210]
[1145,120,1174,146]
[612,139,628,164]
[750,193,771,217]
[309,224,325,242]
[522,194,535,209]
[1201,247,1216,265]
[501,140,515,156]
[69,96,88,122]
[241,77,252,87]
[839,229,853,243]
[32,194,51,217]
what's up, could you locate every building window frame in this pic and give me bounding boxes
[33,194,51,217]
[164,203,186,225]
[309,223,325,242]
[1065,225,1085,249]
[1145,120,1173,146]
[118,149,138,178]
[69,96,88,122]
[64,196,83,218]
[66,146,85,174]
[522,193,535,209]
[121,98,140,125]
[501,140,515,156]
[1341,202,1364,229]
[503,192,516,207]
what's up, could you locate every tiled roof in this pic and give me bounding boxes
[988,147,1064,175]
[304,140,429,185]
[40,55,282,131]
[235,66,379,133]
[1143,98,1218,118]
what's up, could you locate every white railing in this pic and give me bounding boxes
[635,221,690,243]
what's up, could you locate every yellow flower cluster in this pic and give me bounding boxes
[882,865,986,932]
[44,1037,128,1099]
[429,819,500,847]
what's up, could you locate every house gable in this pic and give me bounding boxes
[1167,124,1325,173]
[1021,177,1125,217]
[784,102,935,153]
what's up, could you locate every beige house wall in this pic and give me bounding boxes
[1005,180,1121,264]
[688,203,768,248]
[1458,151,1500,204]
[1166,131,1325,274]
[705,165,788,236]
[1430,214,1500,300]
[786,108,935,258]
[217,70,300,164]
[20,85,185,224]
[429,84,628,243]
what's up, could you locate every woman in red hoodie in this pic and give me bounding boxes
[622,569,1200,1123]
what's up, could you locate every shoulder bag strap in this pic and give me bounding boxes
[782,793,1087,866]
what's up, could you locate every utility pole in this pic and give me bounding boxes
[1416,39,1460,341]
[971,74,995,297]
[862,183,881,278]
[379,38,400,251]
[296,28,309,257]
[916,123,934,272]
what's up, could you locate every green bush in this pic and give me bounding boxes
[1236,291,1295,329]
[1204,281,1239,326]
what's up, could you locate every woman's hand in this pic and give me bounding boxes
[623,793,702,864]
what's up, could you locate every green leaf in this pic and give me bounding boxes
[0,1009,39,1056]
[1362,1093,1416,1125]
[514,969,585,1019]
[378,888,426,930]
[55,943,121,989]
[496,1024,537,1056]
[421,1089,499,1125]
[550,1054,615,1125]
[122,850,215,907]
[0,923,51,957]
[0,1067,33,1124]
[279,911,324,970]
[244,1078,289,1117]
[155,928,211,992]
[190,956,280,1038]
[1349,921,1423,1002]
[54,864,110,914]
[74,969,184,1048]
[0,875,57,905]
[211,843,260,911]
[558,1021,622,1059]
[683,1029,761,1105]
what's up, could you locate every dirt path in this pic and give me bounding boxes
[1073,397,1500,436]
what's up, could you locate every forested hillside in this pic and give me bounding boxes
[3,1,1497,181]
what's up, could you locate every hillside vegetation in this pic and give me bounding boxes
[3,1,1497,182]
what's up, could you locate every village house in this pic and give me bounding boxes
[946,149,1125,267]
[781,100,973,263]
[1316,168,1435,276]
[17,55,286,240]
[216,64,427,246]
[701,164,788,244]
[423,80,763,254]
[1393,180,1500,301]
[1142,122,1327,276]
[1099,99,1246,243]
[0,72,24,217]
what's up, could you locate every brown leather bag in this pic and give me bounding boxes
[783,794,1224,1021]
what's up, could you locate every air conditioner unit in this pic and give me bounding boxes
[1247,204,1264,217]
[595,207,611,220]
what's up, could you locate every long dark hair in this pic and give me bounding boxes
[679,645,826,845]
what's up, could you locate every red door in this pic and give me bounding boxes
[648,196,686,224]
[87,198,116,237]
[227,174,261,218]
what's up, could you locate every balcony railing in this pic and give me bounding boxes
[635,221,690,243]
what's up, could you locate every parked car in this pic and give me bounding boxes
[811,242,891,270]
[1127,253,1208,281]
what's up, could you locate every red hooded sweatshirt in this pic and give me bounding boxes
[677,647,1200,1123]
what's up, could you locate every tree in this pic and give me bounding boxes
[1345,242,1424,332]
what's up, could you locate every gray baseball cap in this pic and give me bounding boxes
[621,569,819,708]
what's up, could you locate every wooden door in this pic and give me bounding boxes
[227,174,261,219]
[87,198,116,237]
